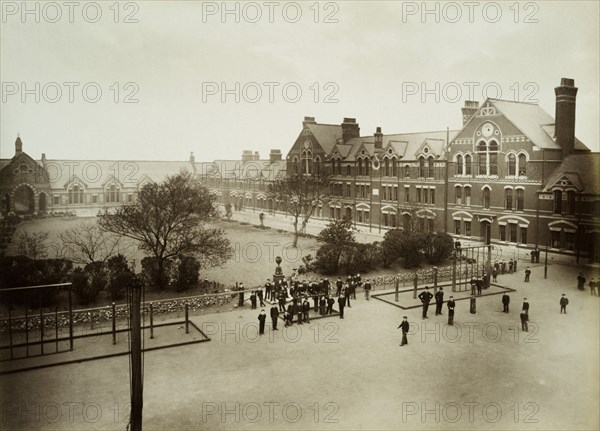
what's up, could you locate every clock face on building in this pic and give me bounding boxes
[303,140,311,149]
[481,123,494,137]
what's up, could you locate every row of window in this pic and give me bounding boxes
[329,208,436,232]
[455,152,528,176]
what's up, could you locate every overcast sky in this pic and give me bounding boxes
[1,1,598,161]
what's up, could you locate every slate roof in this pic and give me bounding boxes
[543,153,600,194]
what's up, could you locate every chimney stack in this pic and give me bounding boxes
[342,117,360,143]
[269,149,282,163]
[554,78,578,158]
[461,101,479,125]
[15,135,23,156]
[41,153,47,166]
[374,127,383,150]
[242,150,253,162]
[190,152,195,164]
[253,151,260,161]
[303,116,316,127]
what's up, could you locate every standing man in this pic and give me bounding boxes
[590,278,598,296]
[258,309,267,335]
[336,277,343,297]
[250,291,257,310]
[338,294,346,319]
[344,284,352,308]
[364,279,372,300]
[560,294,569,314]
[434,287,444,316]
[524,267,531,283]
[520,310,529,332]
[476,278,483,296]
[502,292,510,313]
[470,277,477,296]
[398,316,410,346]
[302,297,311,323]
[577,273,586,291]
[296,301,303,325]
[278,292,286,313]
[447,296,456,326]
[259,211,265,227]
[265,278,272,301]
[327,296,335,314]
[522,298,530,317]
[418,287,434,319]
[320,296,327,315]
[257,287,265,307]
[270,303,279,330]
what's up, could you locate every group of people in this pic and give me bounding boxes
[577,273,599,296]
[252,273,372,335]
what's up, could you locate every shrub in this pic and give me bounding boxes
[172,255,200,292]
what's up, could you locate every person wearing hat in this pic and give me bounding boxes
[398,316,410,346]
[258,309,267,335]
[302,297,311,323]
[447,296,456,325]
[327,295,335,314]
[338,294,346,319]
[434,287,444,316]
[265,278,272,301]
[364,279,372,300]
[335,277,343,297]
[560,294,569,314]
[270,303,279,330]
[418,286,434,319]
[502,292,510,313]
[524,267,531,283]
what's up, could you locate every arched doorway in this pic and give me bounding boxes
[13,185,35,214]
[39,192,47,213]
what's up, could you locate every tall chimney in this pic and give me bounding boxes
[254,151,260,161]
[15,135,23,156]
[342,118,360,143]
[374,127,383,150]
[461,101,479,125]
[242,150,253,162]
[190,152,195,164]
[554,78,578,158]
[303,116,316,127]
[269,149,282,163]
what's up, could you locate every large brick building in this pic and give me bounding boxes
[1,78,598,262]
[199,78,600,262]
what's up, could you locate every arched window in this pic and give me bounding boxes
[567,190,576,215]
[391,158,397,176]
[518,154,527,176]
[553,190,562,214]
[106,183,120,203]
[364,159,370,177]
[465,154,472,175]
[488,141,498,175]
[418,157,425,178]
[358,159,363,176]
[455,186,462,205]
[301,150,312,174]
[482,187,491,209]
[384,158,390,176]
[464,186,471,206]
[428,157,434,177]
[336,159,341,175]
[404,164,410,178]
[508,154,516,176]
[314,156,321,175]
[505,188,513,210]
[68,184,84,204]
[477,142,487,175]
[516,188,524,211]
[456,155,464,175]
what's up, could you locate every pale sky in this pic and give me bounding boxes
[1,0,599,161]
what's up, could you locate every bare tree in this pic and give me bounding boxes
[15,231,49,261]
[269,173,330,248]
[58,221,124,265]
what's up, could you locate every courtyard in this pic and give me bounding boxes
[1,261,598,430]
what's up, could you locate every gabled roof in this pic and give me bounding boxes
[543,153,600,194]
[481,99,588,151]
[306,123,343,155]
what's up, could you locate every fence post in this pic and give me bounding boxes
[150,303,154,339]
[39,295,44,355]
[8,304,13,360]
[395,278,399,302]
[68,287,74,352]
[55,303,59,354]
[413,273,418,299]
[112,302,117,345]
[185,303,189,334]
[433,267,438,294]
[452,252,457,293]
